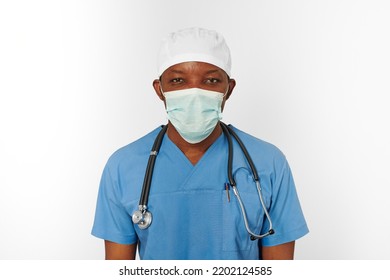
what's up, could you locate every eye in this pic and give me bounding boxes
[170,78,184,84]
[205,78,220,84]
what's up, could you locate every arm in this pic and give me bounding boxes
[261,241,295,260]
[105,240,137,260]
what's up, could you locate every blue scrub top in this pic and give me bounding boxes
[91,125,309,259]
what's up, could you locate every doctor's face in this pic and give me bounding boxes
[153,61,236,107]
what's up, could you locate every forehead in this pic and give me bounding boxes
[162,61,226,76]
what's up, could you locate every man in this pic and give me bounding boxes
[92,27,308,260]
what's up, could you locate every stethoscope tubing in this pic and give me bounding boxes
[134,122,275,239]
[220,122,274,239]
[220,123,259,183]
[139,124,168,210]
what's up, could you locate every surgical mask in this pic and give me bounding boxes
[163,88,224,144]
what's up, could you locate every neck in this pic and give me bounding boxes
[167,122,222,165]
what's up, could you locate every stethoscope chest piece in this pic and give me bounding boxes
[132,209,152,230]
[132,123,275,239]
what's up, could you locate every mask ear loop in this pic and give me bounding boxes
[220,85,230,115]
[222,84,230,99]
[159,83,166,98]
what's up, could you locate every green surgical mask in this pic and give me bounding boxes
[163,88,224,144]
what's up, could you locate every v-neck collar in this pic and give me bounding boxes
[163,133,226,189]
[164,133,225,168]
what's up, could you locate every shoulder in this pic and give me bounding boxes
[229,125,286,164]
[104,126,163,171]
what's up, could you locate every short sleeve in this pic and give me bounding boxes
[91,165,137,245]
[260,158,309,247]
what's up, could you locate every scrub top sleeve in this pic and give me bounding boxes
[91,165,137,245]
[261,158,309,247]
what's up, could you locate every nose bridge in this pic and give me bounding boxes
[186,76,203,89]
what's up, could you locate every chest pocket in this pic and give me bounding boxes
[222,168,269,252]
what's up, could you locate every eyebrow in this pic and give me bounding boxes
[205,69,221,74]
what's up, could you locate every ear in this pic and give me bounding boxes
[225,78,236,101]
[153,79,164,101]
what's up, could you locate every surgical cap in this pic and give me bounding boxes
[157,27,232,77]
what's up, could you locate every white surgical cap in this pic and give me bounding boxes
[157,27,232,77]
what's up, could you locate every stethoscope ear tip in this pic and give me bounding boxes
[249,229,275,241]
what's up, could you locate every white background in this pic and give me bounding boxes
[0,0,389,260]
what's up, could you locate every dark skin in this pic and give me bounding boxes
[105,61,295,260]
[154,61,235,165]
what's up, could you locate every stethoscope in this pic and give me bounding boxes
[132,122,275,240]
